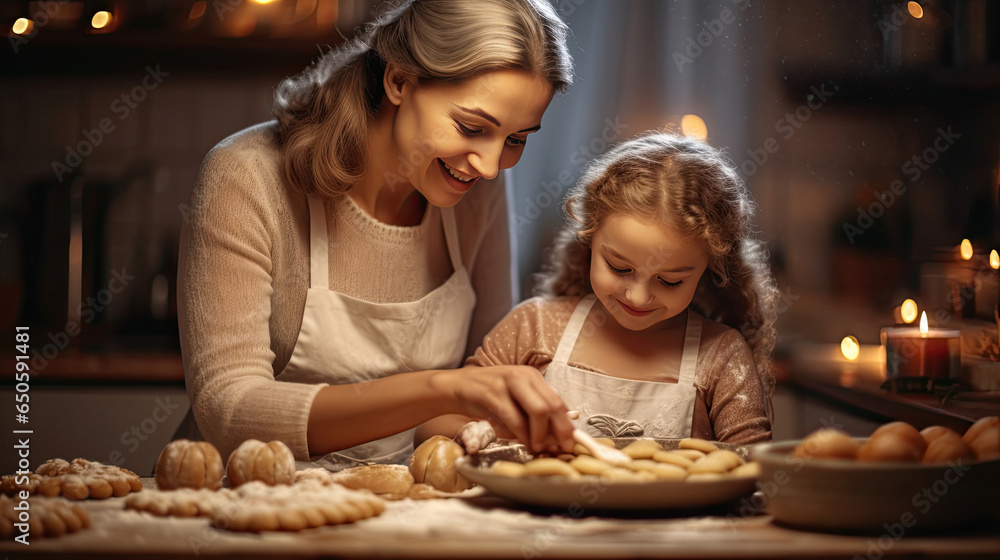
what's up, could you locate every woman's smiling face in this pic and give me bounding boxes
[589,213,711,331]
[386,68,554,207]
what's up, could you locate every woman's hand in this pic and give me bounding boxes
[430,365,575,453]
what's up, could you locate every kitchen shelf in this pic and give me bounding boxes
[780,65,1000,105]
[1,348,184,385]
[1,31,341,77]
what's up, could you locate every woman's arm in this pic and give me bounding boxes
[308,364,573,454]
[180,136,331,461]
[414,299,561,449]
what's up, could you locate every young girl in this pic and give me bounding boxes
[418,131,778,450]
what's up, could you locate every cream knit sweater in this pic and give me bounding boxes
[178,122,515,460]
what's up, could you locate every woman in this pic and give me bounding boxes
[178,0,576,469]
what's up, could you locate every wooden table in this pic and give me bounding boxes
[3,479,999,559]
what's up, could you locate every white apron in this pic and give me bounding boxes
[544,294,701,439]
[279,195,476,470]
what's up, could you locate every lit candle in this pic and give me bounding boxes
[880,311,960,391]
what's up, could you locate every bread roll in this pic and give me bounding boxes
[155,440,224,491]
[226,440,296,488]
[409,436,474,492]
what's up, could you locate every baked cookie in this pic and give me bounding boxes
[0,494,90,539]
[155,439,225,490]
[2,459,142,500]
[486,438,756,482]
[226,439,296,488]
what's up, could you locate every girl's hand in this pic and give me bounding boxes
[431,365,575,453]
[455,420,496,454]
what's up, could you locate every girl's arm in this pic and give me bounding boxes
[415,414,479,445]
[702,329,772,444]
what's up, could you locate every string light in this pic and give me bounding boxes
[91,10,112,29]
[12,18,32,35]
[680,114,708,141]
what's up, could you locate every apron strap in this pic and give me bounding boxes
[677,311,702,386]
[306,195,329,290]
[440,207,463,273]
[552,294,597,364]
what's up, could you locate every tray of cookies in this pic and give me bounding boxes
[455,437,759,511]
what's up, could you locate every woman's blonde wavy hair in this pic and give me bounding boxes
[273,0,573,198]
[535,131,780,402]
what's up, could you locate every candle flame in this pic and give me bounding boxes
[991,249,999,270]
[907,1,924,18]
[900,299,918,323]
[960,239,973,260]
[841,336,860,361]
[919,311,928,335]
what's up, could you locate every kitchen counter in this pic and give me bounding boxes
[785,342,999,433]
[3,479,999,560]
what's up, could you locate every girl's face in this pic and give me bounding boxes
[589,213,711,332]
[387,68,554,207]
